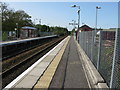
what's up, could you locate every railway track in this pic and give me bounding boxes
[2,35,58,61]
[2,36,65,88]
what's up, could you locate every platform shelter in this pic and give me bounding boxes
[20,26,37,38]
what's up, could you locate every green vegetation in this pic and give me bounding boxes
[35,24,69,36]
[2,32,7,41]
[48,26,69,36]
[1,2,69,41]
[2,2,33,31]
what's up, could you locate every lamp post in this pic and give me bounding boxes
[34,18,38,25]
[14,28,17,39]
[47,25,49,32]
[71,5,80,41]
[16,23,18,39]
[94,6,101,44]
[39,19,41,25]
[69,20,77,36]
[72,20,76,30]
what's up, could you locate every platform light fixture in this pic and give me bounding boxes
[94,6,101,44]
[71,5,80,41]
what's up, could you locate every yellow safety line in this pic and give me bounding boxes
[33,36,70,89]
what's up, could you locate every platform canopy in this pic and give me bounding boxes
[21,26,37,30]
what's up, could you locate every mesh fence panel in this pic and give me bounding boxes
[112,2,120,88]
[79,31,98,67]
[92,31,99,67]
[110,29,120,89]
[78,30,120,89]
[99,31,115,86]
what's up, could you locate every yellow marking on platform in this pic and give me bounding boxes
[33,36,70,89]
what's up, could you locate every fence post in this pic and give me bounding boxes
[91,31,95,62]
[88,32,90,58]
[83,32,85,51]
[87,32,89,56]
[86,32,88,55]
[82,32,84,49]
[0,49,1,89]
[85,32,87,53]
[79,32,81,46]
[97,31,102,70]
[110,28,120,88]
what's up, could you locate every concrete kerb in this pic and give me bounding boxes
[97,83,109,90]
[75,40,108,89]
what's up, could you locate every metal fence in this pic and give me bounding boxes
[78,30,120,89]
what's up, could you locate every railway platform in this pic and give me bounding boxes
[4,36,108,89]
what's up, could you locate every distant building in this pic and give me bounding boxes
[20,26,37,39]
[79,25,93,32]
[102,28,116,40]
[78,24,116,40]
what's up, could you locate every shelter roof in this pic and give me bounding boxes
[21,26,37,30]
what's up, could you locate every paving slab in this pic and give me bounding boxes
[45,43,63,56]
[97,83,108,89]
[49,49,61,55]
[42,55,55,62]
[36,62,50,68]
[15,75,39,88]
[29,67,45,77]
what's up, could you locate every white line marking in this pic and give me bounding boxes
[3,37,68,89]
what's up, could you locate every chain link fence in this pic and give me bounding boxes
[78,29,120,89]
[99,31,115,87]
[109,29,120,89]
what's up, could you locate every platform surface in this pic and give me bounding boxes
[5,36,90,89]
[49,37,89,88]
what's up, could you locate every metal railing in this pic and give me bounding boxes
[78,30,120,89]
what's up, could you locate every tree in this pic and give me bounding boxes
[40,25,48,32]
[35,24,69,36]
[50,26,68,36]
[2,2,33,31]
[14,10,33,29]
[1,2,8,22]
[35,24,42,31]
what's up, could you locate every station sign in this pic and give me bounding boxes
[69,23,78,25]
